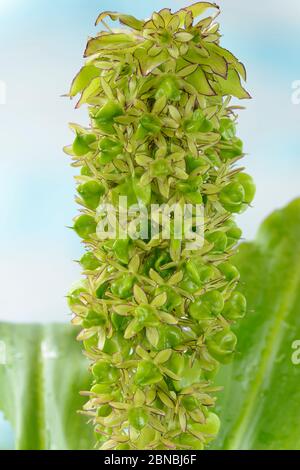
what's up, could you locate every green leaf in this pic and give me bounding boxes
[135,47,169,76]
[214,67,251,99]
[95,11,144,31]
[69,65,99,97]
[214,198,300,450]
[207,43,247,80]
[84,32,136,56]
[177,2,219,23]
[76,77,101,108]
[185,67,216,96]
[0,323,92,450]
[185,47,228,78]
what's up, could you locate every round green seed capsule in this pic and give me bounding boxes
[82,309,107,328]
[206,328,237,364]
[67,284,87,308]
[115,443,131,450]
[113,239,130,265]
[111,275,135,299]
[103,332,131,356]
[98,137,123,163]
[92,361,120,383]
[198,118,214,133]
[155,325,183,350]
[134,426,160,449]
[73,215,97,239]
[185,191,203,204]
[222,291,247,320]
[155,285,182,312]
[80,165,93,176]
[94,101,123,126]
[188,412,220,440]
[225,220,242,240]
[185,259,215,288]
[181,396,199,412]
[235,172,256,204]
[219,181,245,213]
[80,252,101,271]
[135,304,159,327]
[111,312,130,331]
[185,154,207,173]
[77,181,105,210]
[206,231,227,253]
[128,407,149,430]
[189,290,224,321]
[97,404,112,418]
[91,383,112,395]
[134,360,162,387]
[95,282,108,299]
[73,133,96,156]
[218,262,240,282]
[176,433,205,450]
[83,334,98,354]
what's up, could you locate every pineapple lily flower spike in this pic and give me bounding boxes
[65,2,255,450]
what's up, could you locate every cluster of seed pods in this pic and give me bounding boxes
[65,2,255,450]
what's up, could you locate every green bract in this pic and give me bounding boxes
[65,2,253,450]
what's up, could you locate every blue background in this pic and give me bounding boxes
[0,0,299,448]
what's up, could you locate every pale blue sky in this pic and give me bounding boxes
[0,0,299,325]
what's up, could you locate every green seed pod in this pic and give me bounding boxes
[93,101,123,133]
[82,309,107,328]
[73,133,96,156]
[98,137,123,164]
[128,408,149,431]
[219,181,245,213]
[222,291,247,321]
[188,412,220,441]
[92,361,120,383]
[80,252,101,271]
[73,214,96,239]
[189,291,224,322]
[206,231,228,253]
[206,329,237,364]
[134,361,162,387]
[235,172,256,204]
[77,181,105,209]
[111,275,135,299]
[66,2,253,450]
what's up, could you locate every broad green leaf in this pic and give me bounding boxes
[185,67,216,96]
[207,43,247,80]
[69,65,99,97]
[214,198,300,450]
[185,46,228,77]
[76,77,101,108]
[0,323,92,450]
[84,33,136,57]
[177,2,219,23]
[135,47,169,76]
[214,67,251,99]
[95,11,144,31]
